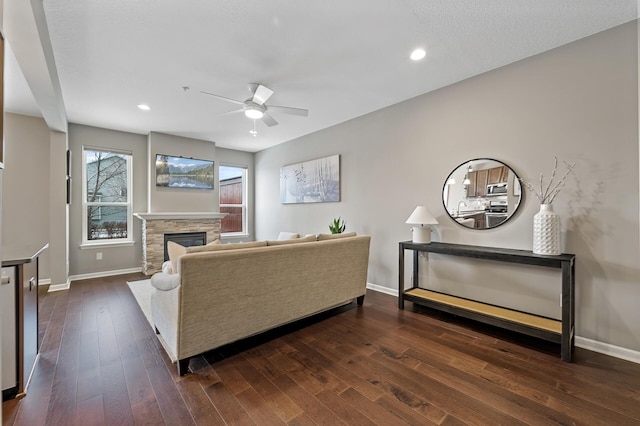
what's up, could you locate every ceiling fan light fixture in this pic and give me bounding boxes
[244,107,264,119]
[410,48,426,61]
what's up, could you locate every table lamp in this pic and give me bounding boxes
[406,206,438,243]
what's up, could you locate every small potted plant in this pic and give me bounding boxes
[329,217,346,234]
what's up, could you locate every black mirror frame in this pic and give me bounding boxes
[441,157,523,230]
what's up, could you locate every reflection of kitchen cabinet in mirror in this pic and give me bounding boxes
[442,158,522,229]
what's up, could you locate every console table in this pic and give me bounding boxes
[398,241,576,362]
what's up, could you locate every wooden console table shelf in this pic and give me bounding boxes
[398,241,575,361]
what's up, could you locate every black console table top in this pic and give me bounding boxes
[400,241,575,267]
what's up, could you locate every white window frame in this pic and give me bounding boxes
[81,146,134,247]
[219,164,248,237]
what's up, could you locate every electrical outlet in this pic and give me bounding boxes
[96,252,103,260]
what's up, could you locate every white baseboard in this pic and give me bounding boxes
[38,277,70,292]
[365,283,639,365]
[575,336,640,364]
[48,279,70,292]
[69,267,143,283]
[366,282,397,296]
[40,268,142,292]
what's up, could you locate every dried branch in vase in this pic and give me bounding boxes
[519,157,575,204]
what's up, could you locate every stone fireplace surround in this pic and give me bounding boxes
[134,212,225,275]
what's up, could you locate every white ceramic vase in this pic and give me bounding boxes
[533,204,561,255]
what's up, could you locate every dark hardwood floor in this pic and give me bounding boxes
[3,273,640,425]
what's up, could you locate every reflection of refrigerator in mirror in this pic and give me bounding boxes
[1,266,17,397]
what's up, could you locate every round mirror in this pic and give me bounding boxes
[442,158,522,229]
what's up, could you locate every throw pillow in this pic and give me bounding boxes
[317,231,357,241]
[161,260,174,274]
[167,241,187,273]
[185,239,222,254]
[267,235,317,246]
[277,232,300,240]
[150,272,181,291]
[203,241,268,251]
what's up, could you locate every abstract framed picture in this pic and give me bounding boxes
[280,154,340,204]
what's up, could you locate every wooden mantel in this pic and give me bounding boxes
[134,212,226,221]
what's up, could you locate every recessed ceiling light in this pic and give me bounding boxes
[138,104,151,111]
[410,48,426,61]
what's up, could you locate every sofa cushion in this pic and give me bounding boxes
[167,241,187,273]
[151,272,181,291]
[267,235,317,246]
[317,231,357,241]
[185,239,222,254]
[277,232,300,240]
[202,241,268,251]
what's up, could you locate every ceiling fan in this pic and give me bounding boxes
[201,83,309,127]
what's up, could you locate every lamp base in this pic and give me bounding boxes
[411,226,432,244]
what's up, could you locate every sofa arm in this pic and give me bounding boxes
[151,272,181,291]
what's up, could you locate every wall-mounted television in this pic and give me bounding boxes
[155,154,214,189]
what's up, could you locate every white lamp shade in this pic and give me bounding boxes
[406,206,438,225]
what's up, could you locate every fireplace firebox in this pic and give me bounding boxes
[163,232,207,261]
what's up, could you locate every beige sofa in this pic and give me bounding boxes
[150,234,371,375]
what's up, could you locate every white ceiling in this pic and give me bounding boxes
[6,1,638,152]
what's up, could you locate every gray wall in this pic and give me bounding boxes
[67,126,255,274]
[3,113,51,279]
[146,134,256,241]
[147,132,217,213]
[68,124,148,276]
[49,130,69,287]
[255,22,640,352]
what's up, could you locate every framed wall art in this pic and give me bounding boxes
[155,154,214,189]
[280,154,340,204]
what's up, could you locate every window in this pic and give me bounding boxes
[219,165,247,235]
[82,147,133,245]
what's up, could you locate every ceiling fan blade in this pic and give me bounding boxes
[221,107,244,116]
[252,84,274,105]
[200,91,244,105]
[261,112,278,127]
[268,105,309,117]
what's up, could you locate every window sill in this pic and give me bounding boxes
[80,240,136,249]
[221,232,250,238]
[220,233,251,242]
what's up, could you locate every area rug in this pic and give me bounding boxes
[127,279,154,325]
[127,279,177,363]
